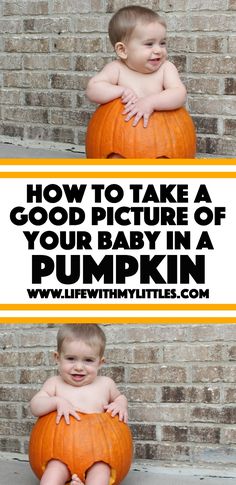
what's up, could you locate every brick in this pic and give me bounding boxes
[128,365,187,383]
[5,37,49,53]
[162,425,188,442]
[0,351,19,366]
[190,14,236,32]
[19,369,54,384]
[160,0,187,11]
[133,346,161,364]
[167,35,195,52]
[135,442,190,462]
[192,365,224,383]
[74,37,103,53]
[0,437,21,453]
[225,387,236,403]
[0,332,16,348]
[51,73,88,90]
[0,54,22,70]
[225,119,236,136]
[0,89,22,105]
[75,16,105,33]
[104,347,133,364]
[51,0,91,13]
[75,55,111,72]
[122,386,157,403]
[185,77,221,95]
[3,1,48,16]
[100,366,125,382]
[0,123,24,138]
[50,109,92,127]
[197,136,236,156]
[191,406,221,423]
[130,404,188,423]
[24,54,71,71]
[26,126,75,144]
[164,344,222,362]
[0,369,17,384]
[0,419,32,436]
[221,428,236,444]
[225,78,236,95]
[196,36,226,53]
[3,72,49,88]
[0,19,22,33]
[161,386,220,404]
[3,106,48,123]
[189,96,236,116]
[0,403,19,419]
[25,91,72,108]
[192,116,218,135]
[168,54,186,72]
[189,0,228,9]
[18,351,47,367]
[188,426,220,444]
[24,18,71,34]
[190,55,236,74]
[131,423,156,440]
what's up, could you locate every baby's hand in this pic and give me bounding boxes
[56,397,80,425]
[121,87,138,105]
[123,96,155,128]
[104,401,128,424]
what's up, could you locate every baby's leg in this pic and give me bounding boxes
[40,459,70,485]
[107,153,125,159]
[71,462,110,485]
[86,462,110,485]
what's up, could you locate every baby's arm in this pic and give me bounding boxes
[104,378,128,423]
[86,61,137,105]
[30,376,80,424]
[123,61,187,127]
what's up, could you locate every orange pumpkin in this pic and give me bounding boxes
[29,411,133,485]
[86,98,196,159]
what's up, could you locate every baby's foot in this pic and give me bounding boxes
[71,474,84,485]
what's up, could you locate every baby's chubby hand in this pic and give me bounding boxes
[55,397,80,425]
[104,400,128,424]
[121,87,138,105]
[123,96,155,127]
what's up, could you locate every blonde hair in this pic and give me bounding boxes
[108,5,166,47]
[57,324,106,357]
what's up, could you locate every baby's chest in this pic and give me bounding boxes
[119,68,163,96]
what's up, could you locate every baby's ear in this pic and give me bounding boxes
[115,42,128,60]
[54,351,59,362]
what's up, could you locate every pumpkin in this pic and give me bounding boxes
[29,411,133,485]
[86,98,196,159]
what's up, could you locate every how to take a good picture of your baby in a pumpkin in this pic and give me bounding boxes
[29,324,132,485]
[86,5,195,159]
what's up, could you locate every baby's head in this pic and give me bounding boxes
[108,6,167,73]
[108,5,166,48]
[57,323,106,358]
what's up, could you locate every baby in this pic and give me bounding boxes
[30,324,128,485]
[86,5,186,132]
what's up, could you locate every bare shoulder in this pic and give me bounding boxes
[97,375,115,387]
[92,60,121,83]
[163,60,179,73]
[41,375,59,391]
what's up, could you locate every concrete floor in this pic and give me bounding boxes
[1,458,236,485]
[0,142,85,158]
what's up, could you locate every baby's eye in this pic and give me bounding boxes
[145,42,153,46]
[66,356,75,361]
[161,40,166,46]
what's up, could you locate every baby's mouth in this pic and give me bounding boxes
[71,373,85,381]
